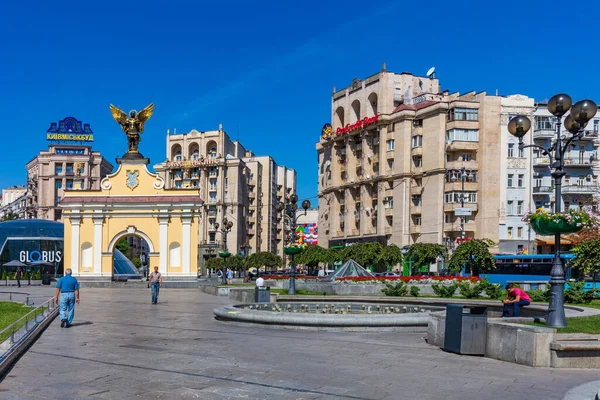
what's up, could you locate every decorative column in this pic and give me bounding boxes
[93,213,103,275]
[158,214,169,274]
[70,215,81,275]
[181,214,192,275]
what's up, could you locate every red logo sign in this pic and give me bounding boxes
[335,115,379,136]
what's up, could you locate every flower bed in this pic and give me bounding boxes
[262,275,480,285]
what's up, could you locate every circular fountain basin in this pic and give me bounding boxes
[214,302,444,331]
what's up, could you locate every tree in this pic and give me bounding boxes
[226,255,246,271]
[570,227,600,246]
[342,242,383,270]
[246,252,282,273]
[116,238,130,257]
[296,245,327,273]
[206,257,224,271]
[448,239,495,275]
[571,238,600,284]
[1,211,19,222]
[377,244,403,271]
[325,247,345,266]
[406,243,447,273]
[132,258,142,269]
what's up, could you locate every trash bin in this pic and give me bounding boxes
[443,304,488,355]
[255,286,270,303]
[42,273,51,285]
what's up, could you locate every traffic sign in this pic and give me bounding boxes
[454,207,472,216]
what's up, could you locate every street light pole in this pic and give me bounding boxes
[215,218,233,285]
[277,194,311,295]
[508,95,597,328]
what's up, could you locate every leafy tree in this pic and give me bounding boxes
[343,242,383,270]
[116,238,130,257]
[132,258,142,269]
[571,238,600,284]
[448,239,495,276]
[406,243,447,273]
[1,211,19,222]
[377,244,403,271]
[325,247,345,266]
[296,245,327,273]
[246,252,282,274]
[206,257,224,271]
[226,255,245,271]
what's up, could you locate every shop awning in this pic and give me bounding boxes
[535,236,574,245]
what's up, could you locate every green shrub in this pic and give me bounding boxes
[526,288,550,302]
[1,270,6,280]
[480,279,503,299]
[564,282,598,304]
[22,272,28,280]
[381,281,408,297]
[34,270,41,280]
[432,283,457,298]
[458,281,485,299]
[410,285,420,297]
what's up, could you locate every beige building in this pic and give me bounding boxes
[26,117,113,221]
[317,65,503,251]
[154,125,296,272]
[2,186,26,207]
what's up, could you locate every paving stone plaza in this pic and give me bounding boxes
[1,287,599,400]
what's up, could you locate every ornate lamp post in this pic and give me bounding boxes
[508,94,597,327]
[215,218,234,285]
[276,194,311,295]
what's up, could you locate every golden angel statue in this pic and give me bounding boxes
[110,103,154,154]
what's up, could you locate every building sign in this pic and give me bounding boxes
[165,158,217,168]
[19,250,62,263]
[56,148,86,155]
[454,207,473,216]
[336,115,379,136]
[46,117,94,143]
[321,123,333,141]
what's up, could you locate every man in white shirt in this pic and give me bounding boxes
[317,268,325,277]
[256,276,265,287]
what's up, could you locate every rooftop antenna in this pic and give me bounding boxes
[426,67,436,79]
[382,62,387,72]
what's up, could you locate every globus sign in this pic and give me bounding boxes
[19,250,62,263]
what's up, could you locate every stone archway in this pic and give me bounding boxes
[108,227,158,280]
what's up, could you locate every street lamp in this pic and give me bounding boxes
[214,217,234,285]
[446,167,474,245]
[276,194,311,295]
[508,94,597,328]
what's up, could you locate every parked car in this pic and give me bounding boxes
[380,272,399,277]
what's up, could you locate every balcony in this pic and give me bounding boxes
[411,147,423,156]
[385,207,394,216]
[370,154,379,164]
[445,181,478,192]
[579,130,599,141]
[209,198,217,204]
[444,202,478,213]
[340,164,347,172]
[533,157,550,167]
[411,185,424,194]
[562,185,599,194]
[533,129,554,140]
[446,160,478,171]
[249,192,256,199]
[386,151,394,159]
[411,205,422,214]
[209,185,217,192]
[410,225,421,234]
[249,178,256,186]
[384,226,393,235]
[446,141,478,151]
[444,220,476,232]
[563,157,596,168]
[248,227,255,235]
[532,186,552,195]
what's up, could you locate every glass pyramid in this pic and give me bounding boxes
[328,259,375,280]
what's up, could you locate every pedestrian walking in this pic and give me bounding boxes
[227,268,233,284]
[55,268,80,328]
[15,267,22,288]
[149,266,162,304]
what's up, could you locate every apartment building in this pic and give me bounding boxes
[2,186,26,207]
[498,95,536,254]
[26,117,113,221]
[317,65,503,251]
[153,125,296,272]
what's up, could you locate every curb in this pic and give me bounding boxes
[0,308,58,382]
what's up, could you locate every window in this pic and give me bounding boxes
[55,165,63,175]
[209,147,217,158]
[209,193,217,203]
[413,195,422,206]
[386,139,395,151]
[507,200,514,215]
[507,174,514,187]
[414,215,422,226]
[66,180,73,189]
[535,116,556,131]
[66,163,74,173]
[413,119,423,127]
[413,156,422,167]
[446,129,479,142]
[518,146,524,158]
[388,159,394,170]
[594,120,599,133]
[448,108,478,121]
[411,135,422,148]
[175,181,182,188]
[518,174,524,188]
[209,179,217,191]
[517,227,523,238]
[55,181,62,189]
[209,233,216,244]
[517,201,524,214]
[445,214,451,223]
[462,153,472,162]
[445,191,477,203]
[508,143,514,158]
[507,227,513,238]
[210,167,218,177]
[175,151,182,161]
[384,197,394,209]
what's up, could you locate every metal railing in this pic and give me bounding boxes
[0,295,57,349]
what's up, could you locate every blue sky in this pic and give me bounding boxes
[2,0,600,202]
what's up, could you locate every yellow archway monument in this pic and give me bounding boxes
[60,104,203,280]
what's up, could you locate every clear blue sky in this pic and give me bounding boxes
[2,0,599,202]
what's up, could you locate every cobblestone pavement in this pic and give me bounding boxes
[0,287,599,400]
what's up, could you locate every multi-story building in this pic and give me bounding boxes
[154,125,296,272]
[498,95,536,254]
[317,65,504,252]
[531,102,600,252]
[0,192,27,220]
[2,186,26,207]
[26,117,113,221]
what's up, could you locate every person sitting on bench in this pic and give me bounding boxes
[502,283,531,317]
